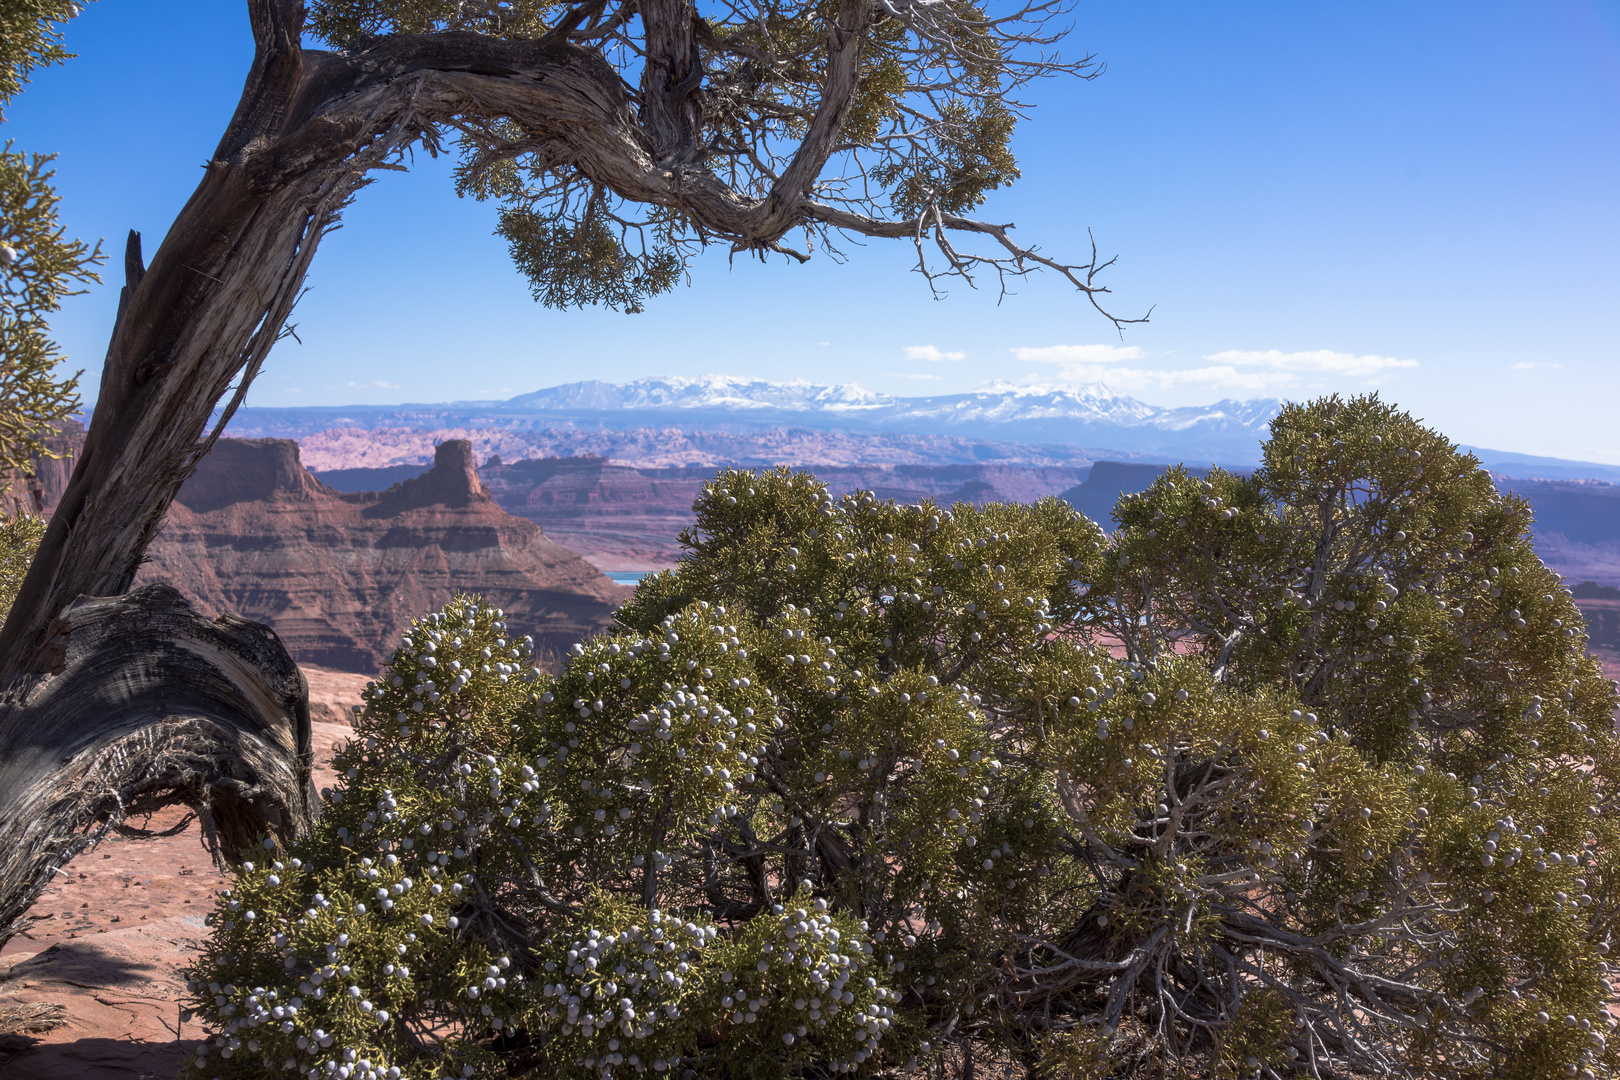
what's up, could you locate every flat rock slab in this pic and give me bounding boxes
[305,666,371,728]
[0,915,209,1078]
[0,665,365,1076]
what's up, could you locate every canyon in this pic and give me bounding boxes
[295,425,1114,473]
[13,418,1620,672]
[320,456,1118,570]
[307,435,1620,669]
[132,438,629,673]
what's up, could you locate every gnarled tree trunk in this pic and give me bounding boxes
[0,0,663,947]
[0,585,313,944]
[0,0,1092,946]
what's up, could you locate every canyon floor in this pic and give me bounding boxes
[0,667,369,1078]
[1580,596,1620,683]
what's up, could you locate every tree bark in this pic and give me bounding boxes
[0,584,312,945]
[0,0,1072,946]
[0,0,662,947]
[0,0,743,683]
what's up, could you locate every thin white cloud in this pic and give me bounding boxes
[1511,361,1562,370]
[1013,344,1144,364]
[284,387,303,394]
[346,379,403,389]
[1008,343,1416,395]
[1206,349,1417,376]
[905,345,966,363]
[1036,364,1296,393]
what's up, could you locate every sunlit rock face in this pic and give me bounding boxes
[136,439,628,673]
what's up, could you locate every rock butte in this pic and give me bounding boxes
[134,438,630,674]
[401,456,1098,572]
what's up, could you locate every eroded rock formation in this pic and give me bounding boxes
[322,456,1098,570]
[135,439,628,673]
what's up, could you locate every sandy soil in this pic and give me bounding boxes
[0,666,369,1078]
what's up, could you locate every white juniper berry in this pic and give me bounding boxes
[187,395,1619,1080]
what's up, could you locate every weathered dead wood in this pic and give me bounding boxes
[0,1001,66,1040]
[0,584,311,947]
[0,0,1118,949]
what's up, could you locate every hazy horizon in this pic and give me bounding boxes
[196,373,1620,475]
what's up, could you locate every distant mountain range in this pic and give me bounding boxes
[223,374,1620,480]
[227,376,1283,464]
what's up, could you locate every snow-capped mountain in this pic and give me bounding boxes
[497,376,1281,460]
[503,375,895,414]
[226,375,1284,463]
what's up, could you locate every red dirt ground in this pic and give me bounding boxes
[0,667,368,1078]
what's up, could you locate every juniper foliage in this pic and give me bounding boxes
[185,396,1619,1080]
[0,510,42,623]
[0,1,98,475]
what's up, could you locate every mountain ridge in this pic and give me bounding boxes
[225,375,1281,462]
[213,375,1620,479]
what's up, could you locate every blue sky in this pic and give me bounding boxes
[9,1,1620,461]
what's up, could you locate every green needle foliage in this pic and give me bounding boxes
[307,0,1095,316]
[185,395,1620,1080]
[497,204,683,316]
[0,509,43,624]
[0,1,77,116]
[0,1,99,476]
[0,144,97,469]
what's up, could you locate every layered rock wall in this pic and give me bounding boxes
[468,458,1095,569]
[1,420,85,517]
[135,439,628,673]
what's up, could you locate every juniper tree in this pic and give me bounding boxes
[185,396,1620,1080]
[0,0,1139,947]
[0,1,100,486]
[1,0,1136,680]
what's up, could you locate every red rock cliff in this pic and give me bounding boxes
[135,439,629,673]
